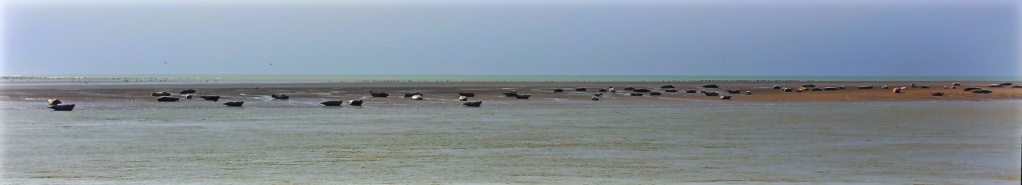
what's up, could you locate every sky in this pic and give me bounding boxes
[2,0,1020,76]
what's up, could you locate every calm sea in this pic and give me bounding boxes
[2,101,1020,183]
[2,74,1021,85]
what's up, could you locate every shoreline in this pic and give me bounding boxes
[3,81,1020,106]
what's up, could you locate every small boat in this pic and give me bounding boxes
[575,88,586,92]
[348,100,364,106]
[370,91,389,97]
[321,100,344,106]
[223,101,244,107]
[459,93,476,97]
[49,104,75,111]
[720,95,731,100]
[458,96,468,101]
[515,94,531,99]
[157,96,180,102]
[200,95,221,102]
[47,99,62,105]
[463,101,482,107]
[704,92,719,96]
[630,92,643,96]
[272,94,289,100]
[152,92,171,96]
[701,84,719,88]
[660,85,675,89]
[180,89,197,94]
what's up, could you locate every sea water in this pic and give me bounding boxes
[2,100,1019,184]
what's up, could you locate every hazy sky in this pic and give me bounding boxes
[2,0,1019,76]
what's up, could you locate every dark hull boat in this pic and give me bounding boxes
[200,95,221,102]
[49,104,75,111]
[459,93,476,97]
[321,100,344,106]
[348,100,364,106]
[156,96,178,101]
[224,101,244,107]
[463,101,482,107]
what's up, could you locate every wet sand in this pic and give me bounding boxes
[2,81,1021,107]
[2,81,1021,184]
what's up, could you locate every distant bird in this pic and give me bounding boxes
[348,100,364,106]
[224,101,244,107]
